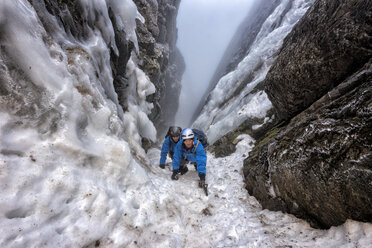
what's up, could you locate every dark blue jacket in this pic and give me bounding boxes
[173,137,207,175]
[160,136,179,164]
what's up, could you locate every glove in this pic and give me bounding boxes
[171,170,180,180]
[198,173,206,181]
[198,180,205,188]
[198,173,206,188]
[159,164,165,169]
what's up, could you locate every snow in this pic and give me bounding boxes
[0,0,371,247]
[207,90,273,144]
[193,0,315,144]
[2,133,371,247]
[252,116,271,130]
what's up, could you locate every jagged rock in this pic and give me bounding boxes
[134,0,185,137]
[244,61,372,229]
[264,0,371,121]
[109,8,132,113]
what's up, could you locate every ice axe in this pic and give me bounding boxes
[198,180,208,196]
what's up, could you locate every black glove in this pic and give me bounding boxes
[198,173,205,181]
[171,170,180,180]
[159,164,165,169]
[198,173,206,188]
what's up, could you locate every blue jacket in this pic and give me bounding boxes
[160,136,179,164]
[173,137,207,175]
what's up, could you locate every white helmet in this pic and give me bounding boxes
[182,128,194,140]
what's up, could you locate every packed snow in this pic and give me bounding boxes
[1,132,372,247]
[0,0,371,247]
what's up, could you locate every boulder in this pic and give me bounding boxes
[244,62,372,228]
[245,0,372,228]
[264,0,371,120]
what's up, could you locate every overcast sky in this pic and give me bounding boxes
[175,0,254,126]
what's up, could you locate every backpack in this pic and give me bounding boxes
[192,129,209,148]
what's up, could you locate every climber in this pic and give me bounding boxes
[171,128,207,188]
[159,126,183,169]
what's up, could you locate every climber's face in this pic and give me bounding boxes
[183,139,193,149]
[172,136,180,142]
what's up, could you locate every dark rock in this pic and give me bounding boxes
[244,61,372,228]
[134,0,185,137]
[264,0,372,121]
[141,137,154,153]
[109,8,132,113]
[202,207,212,216]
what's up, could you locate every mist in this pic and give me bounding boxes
[174,0,254,127]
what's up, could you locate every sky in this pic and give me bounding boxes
[175,0,254,126]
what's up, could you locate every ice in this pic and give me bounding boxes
[124,56,157,144]
[107,0,144,52]
[205,90,272,144]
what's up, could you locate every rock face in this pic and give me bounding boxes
[264,0,371,121]
[134,0,185,137]
[244,0,372,229]
[245,63,372,228]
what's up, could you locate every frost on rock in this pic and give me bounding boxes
[125,56,157,144]
[108,0,145,52]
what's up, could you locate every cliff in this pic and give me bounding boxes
[134,0,185,137]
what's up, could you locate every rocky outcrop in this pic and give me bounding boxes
[264,0,371,121]
[244,0,372,229]
[134,0,185,137]
[244,62,372,228]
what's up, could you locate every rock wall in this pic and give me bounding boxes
[264,0,371,121]
[244,0,372,228]
[134,0,185,137]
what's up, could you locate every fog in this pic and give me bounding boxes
[175,0,254,127]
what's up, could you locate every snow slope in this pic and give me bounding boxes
[145,136,372,248]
